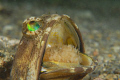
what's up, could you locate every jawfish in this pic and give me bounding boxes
[10,14,97,80]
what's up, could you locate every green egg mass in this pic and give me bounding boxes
[27,21,40,31]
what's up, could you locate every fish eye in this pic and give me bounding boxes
[27,21,40,31]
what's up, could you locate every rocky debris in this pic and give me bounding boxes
[0,36,19,79]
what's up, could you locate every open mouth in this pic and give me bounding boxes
[40,16,93,79]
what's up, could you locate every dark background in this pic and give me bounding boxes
[1,0,120,18]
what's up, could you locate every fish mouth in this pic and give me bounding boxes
[41,17,93,74]
[22,15,94,79]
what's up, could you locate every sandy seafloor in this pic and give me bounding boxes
[0,1,120,80]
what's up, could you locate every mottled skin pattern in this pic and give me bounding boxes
[10,14,97,80]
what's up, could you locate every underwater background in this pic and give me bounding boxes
[0,0,120,79]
